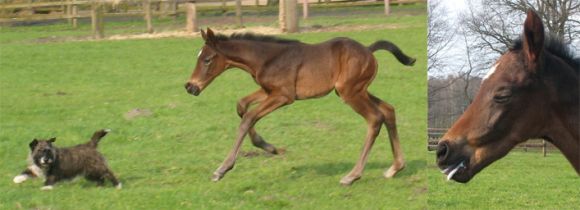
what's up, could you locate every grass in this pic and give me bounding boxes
[0,6,428,210]
[427,151,580,209]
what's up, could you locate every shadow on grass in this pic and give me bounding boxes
[291,159,425,179]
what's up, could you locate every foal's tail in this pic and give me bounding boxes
[368,40,416,66]
[88,129,111,148]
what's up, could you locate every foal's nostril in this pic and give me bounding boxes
[184,82,201,96]
[436,141,449,162]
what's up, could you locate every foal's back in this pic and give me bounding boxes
[275,38,376,100]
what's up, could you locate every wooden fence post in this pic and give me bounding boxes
[384,0,390,15]
[302,0,308,19]
[91,2,104,39]
[542,140,547,157]
[72,0,78,28]
[235,0,243,27]
[144,0,154,33]
[286,0,298,33]
[279,0,286,32]
[186,1,198,33]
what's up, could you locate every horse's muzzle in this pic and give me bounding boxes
[184,82,201,96]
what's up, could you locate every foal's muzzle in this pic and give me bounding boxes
[184,82,201,96]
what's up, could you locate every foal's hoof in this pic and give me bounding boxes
[384,164,405,178]
[339,176,360,186]
[211,172,224,182]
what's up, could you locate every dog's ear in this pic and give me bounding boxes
[29,139,39,151]
[48,137,56,143]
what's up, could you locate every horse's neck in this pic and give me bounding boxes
[543,54,580,173]
[218,41,287,76]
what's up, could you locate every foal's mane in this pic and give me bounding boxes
[212,32,300,44]
[510,34,580,73]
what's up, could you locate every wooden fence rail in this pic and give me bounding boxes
[427,128,555,157]
[1,0,426,39]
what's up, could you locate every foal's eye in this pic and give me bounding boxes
[493,89,512,104]
[203,58,212,65]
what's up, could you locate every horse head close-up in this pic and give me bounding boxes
[436,10,579,183]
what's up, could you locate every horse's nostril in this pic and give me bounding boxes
[436,141,449,161]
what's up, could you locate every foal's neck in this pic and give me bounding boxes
[217,40,291,76]
[543,54,580,174]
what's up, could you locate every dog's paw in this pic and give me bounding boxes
[13,175,29,184]
[115,183,122,190]
[41,185,54,191]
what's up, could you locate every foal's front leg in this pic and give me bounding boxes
[237,89,279,154]
[212,94,292,181]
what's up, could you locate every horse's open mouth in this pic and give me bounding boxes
[441,160,467,181]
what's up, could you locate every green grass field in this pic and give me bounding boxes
[428,151,580,209]
[0,5,427,209]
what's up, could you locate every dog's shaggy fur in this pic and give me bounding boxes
[13,129,121,190]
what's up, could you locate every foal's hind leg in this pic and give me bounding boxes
[370,94,405,178]
[237,89,279,154]
[338,91,383,185]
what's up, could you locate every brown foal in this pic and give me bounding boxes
[436,10,579,183]
[185,28,415,185]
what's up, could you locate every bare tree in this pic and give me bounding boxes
[427,0,456,75]
[462,0,580,55]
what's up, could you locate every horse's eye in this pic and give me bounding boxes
[203,58,212,65]
[493,90,512,104]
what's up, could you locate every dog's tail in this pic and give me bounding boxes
[88,129,111,148]
[368,40,416,66]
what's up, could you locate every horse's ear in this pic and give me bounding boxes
[200,29,207,41]
[48,137,56,143]
[522,9,544,70]
[205,28,217,46]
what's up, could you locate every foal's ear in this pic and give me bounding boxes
[29,139,39,151]
[48,137,56,143]
[205,28,217,47]
[522,9,544,69]
[200,29,207,41]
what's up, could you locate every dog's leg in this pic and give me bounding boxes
[41,175,58,190]
[104,170,122,189]
[13,168,37,184]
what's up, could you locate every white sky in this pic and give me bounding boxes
[430,0,579,77]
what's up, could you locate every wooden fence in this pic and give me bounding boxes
[0,0,240,39]
[427,128,556,156]
[1,0,426,39]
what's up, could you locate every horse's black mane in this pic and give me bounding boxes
[510,34,579,72]
[213,32,300,44]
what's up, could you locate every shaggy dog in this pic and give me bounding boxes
[13,129,121,190]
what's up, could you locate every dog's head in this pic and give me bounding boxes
[29,138,57,167]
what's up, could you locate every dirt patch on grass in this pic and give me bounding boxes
[240,147,286,158]
[31,23,408,43]
[124,108,153,120]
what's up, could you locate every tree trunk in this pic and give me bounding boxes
[235,0,243,27]
[302,0,308,19]
[144,0,154,34]
[279,0,286,32]
[384,0,390,15]
[186,2,198,33]
[91,2,104,39]
[286,0,298,33]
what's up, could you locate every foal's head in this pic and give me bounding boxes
[436,10,578,182]
[185,28,229,96]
